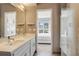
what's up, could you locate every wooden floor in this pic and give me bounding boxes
[34,44,60,56]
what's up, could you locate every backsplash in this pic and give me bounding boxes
[16,24,25,34]
[26,24,36,33]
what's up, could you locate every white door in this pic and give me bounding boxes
[4,12,16,37]
[60,10,68,55]
[66,10,76,55]
[37,9,52,44]
[60,9,76,55]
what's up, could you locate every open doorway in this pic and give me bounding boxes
[36,9,53,56]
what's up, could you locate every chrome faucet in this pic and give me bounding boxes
[8,36,14,45]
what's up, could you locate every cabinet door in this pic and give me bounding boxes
[12,41,31,56]
[31,38,36,56]
[24,41,31,56]
[24,46,31,56]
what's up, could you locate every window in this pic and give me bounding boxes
[38,18,49,33]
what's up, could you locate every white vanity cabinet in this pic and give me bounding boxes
[10,36,36,56]
[30,37,36,56]
[60,9,76,56]
[11,41,31,56]
[0,34,36,56]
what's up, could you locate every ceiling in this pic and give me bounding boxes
[11,3,37,11]
[11,3,67,11]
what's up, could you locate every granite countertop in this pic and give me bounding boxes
[0,33,35,52]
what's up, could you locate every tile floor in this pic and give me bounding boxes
[34,44,60,56]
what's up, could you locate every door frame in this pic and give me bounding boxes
[36,9,53,53]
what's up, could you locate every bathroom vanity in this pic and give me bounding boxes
[0,11,36,56]
[0,34,36,56]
